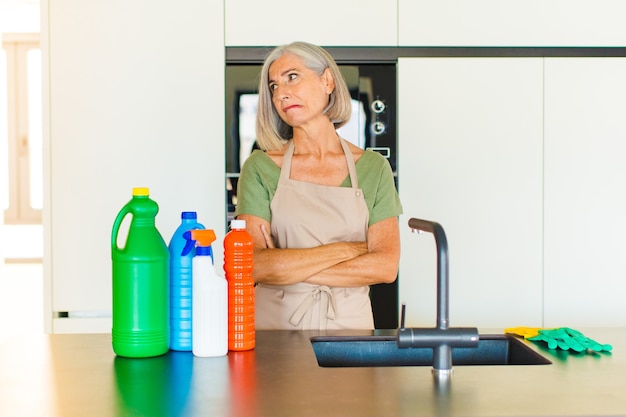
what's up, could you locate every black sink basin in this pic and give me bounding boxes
[310,334,551,367]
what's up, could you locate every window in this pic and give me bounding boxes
[1,33,41,224]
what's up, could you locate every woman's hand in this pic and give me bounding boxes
[260,224,275,249]
[305,216,399,287]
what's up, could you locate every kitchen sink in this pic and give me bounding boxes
[310,334,551,367]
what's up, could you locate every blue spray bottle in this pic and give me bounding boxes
[168,212,204,351]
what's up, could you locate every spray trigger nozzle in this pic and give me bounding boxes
[181,231,195,256]
[190,229,216,247]
[182,229,217,262]
[181,229,216,255]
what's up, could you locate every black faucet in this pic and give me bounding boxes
[397,218,479,378]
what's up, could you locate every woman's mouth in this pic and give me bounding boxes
[282,104,301,112]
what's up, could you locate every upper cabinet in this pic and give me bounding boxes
[225,0,398,46]
[399,0,626,46]
[227,0,626,47]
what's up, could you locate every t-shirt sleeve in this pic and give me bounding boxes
[233,151,277,222]
[362,152,403,226]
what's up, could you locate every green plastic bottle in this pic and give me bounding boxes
[111,187,169,358]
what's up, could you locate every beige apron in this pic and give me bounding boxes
[255,138,374,330]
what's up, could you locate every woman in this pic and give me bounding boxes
[235,41,402,330]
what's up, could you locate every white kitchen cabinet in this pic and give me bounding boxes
[543,58,626,327]
[399,0,626,47]
[225,0,397,46]
[397,57,544,328]
[43,0,225,333]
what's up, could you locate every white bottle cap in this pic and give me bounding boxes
[231,219,246,229]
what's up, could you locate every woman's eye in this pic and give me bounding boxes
[269,83,277,91]
[288,73,298,81]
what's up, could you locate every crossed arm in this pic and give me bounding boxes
[237,214,400,288]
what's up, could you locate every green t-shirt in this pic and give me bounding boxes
[234,149,402,226]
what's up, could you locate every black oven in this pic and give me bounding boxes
[225,48,398,328]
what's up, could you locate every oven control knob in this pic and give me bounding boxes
[371,121,386,135]
[371,100,386,114]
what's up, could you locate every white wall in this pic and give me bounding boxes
[0,1,40,33]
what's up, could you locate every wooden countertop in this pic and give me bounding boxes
[0,328,624,417]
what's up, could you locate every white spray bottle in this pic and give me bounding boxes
[184,229,228,357]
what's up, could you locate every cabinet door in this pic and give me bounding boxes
[225,0,397,46]
[544,58,626,327]
[397,58,543,327]
[44,1,225,333]
[399,0,626,47]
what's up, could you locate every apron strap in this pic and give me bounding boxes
[288,285,336,330]
[338,137,359,189]
[279,140,295,182]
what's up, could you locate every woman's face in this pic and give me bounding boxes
[268,53,335,129]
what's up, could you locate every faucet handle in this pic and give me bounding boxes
[400,302,406,329]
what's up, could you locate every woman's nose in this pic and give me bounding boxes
[274,84,290,99]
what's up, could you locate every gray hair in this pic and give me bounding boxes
[255,41,353,151]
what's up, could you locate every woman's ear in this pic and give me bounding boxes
[323,68,335,94]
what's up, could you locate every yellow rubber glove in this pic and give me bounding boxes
[504,326,546,339]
